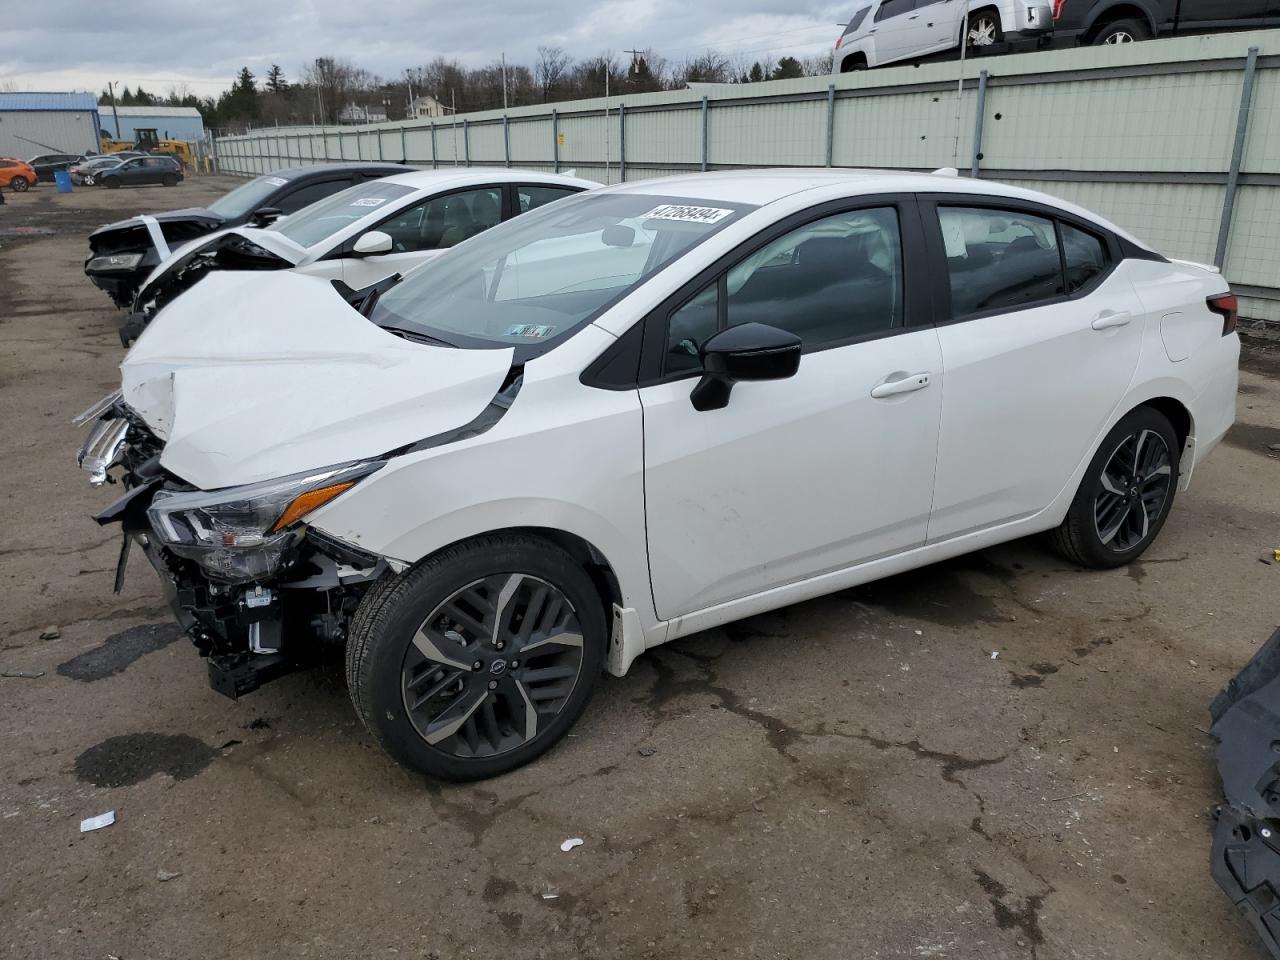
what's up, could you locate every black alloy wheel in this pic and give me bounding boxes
[1050,406,1180,569]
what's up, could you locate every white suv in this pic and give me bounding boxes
[834,0,1052,71]
[78,170,1238,781]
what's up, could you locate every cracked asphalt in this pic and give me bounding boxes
[2,178,1280,960]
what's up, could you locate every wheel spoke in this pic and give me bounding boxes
[1098,503,1131,545]
[421,685,487,745]
[412,627,472,671]
[519,628,584,657]
[491,574,524,645]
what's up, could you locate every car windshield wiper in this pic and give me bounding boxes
[378,324,457,348]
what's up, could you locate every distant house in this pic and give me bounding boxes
[337,103,388,125]
[410,94,449,119]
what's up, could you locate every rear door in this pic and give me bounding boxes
[639,196,944,620]
[869,0,924,62]
[920,196,1145,542]
[914,0,963,53]
[1175,0,1268,28]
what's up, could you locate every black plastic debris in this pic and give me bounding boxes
[1211,626,1280,958]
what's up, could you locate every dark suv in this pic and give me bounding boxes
[85,162,412,307]
[1050,0,1278,45]
[27,153,85,182]
[97,155,185,189]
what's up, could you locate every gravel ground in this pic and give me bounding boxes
[1,177,1278,960]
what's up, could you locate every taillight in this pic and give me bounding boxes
[1208,293,1238,336]
[1052,0,1067,19]
[835,35,843,49]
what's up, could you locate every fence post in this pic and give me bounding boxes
[431,123,438,169]
[825,84,835,167]
[552,110,560,173]
[969,69,989,178]
[503,115,511,167]
[619,103,627,181]
[463,119,470,166]
[377,128,384,161]
[1215,45,1259,269]
[400,126,407,164]
[701,96,709,172]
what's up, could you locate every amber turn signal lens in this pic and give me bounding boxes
[270,481,356,533]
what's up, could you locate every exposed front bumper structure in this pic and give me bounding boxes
[1210,626,1280,959]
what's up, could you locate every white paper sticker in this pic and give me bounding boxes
[80,811,115,832]
[504,323,555,339]
[641,204,733,224]
[263,176,288,187]
[350,197,387,207]
[939,213,968,259]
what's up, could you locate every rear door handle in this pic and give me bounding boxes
[1091,310,1132,331]
[871,373,931,399]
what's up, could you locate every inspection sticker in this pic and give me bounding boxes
[263,176,288,187]
[350,197,387,207]
[641,204,733,224]
[504,324,555,339]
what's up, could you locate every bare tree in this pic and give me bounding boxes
[535,45,572,102]
[676,50,731,85]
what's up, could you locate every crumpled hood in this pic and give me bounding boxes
[88,207,225,248]
[121,271,514,490]
[137,225,310,297]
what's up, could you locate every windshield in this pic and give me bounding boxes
[268,181,416,248]
[369,191,753,353]
[207,173,296,219]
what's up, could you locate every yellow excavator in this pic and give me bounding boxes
[99,128,195,168]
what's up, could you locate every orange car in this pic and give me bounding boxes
[0,158,37,192]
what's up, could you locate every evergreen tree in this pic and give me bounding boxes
[772,57,804,80]
[265,64,288,93]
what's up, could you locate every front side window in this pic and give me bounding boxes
[369,192,752,355]
[663,206,904,373]
[938,206,1063,316]
[267,181,416,248]
[378,187,504,252]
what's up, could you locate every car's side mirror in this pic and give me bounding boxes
[353,230,394,256]
[250,206,283,226]
[690,322,802,412]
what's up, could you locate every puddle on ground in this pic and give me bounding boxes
[841,554,1016,627]
[73,732,215,788]
[56,622,183,682]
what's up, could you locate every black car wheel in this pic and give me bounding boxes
[10,176,30,193]
[347,533,606,781]
[1092,18,1151,44]
[1049,406,1180,569]
[161,173,179,187]
[104,177,120,189]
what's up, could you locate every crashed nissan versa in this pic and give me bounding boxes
[84,163,410,307]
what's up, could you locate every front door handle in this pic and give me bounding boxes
[1091,310,1132,331]
[871,372,931,399]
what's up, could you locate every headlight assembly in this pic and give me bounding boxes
[87,253,144,272]
[147,460,382,583]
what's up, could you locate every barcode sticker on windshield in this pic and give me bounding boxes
[263,176,288,186]
[641,204,733,224]
[350,197,387,207]
[504,324,555,339]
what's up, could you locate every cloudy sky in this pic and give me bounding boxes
[3,0,847,97]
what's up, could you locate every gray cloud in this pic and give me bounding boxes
[2,0,848,95]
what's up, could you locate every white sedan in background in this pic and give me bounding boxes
[122,168,598,342]
[80,169,1238,781]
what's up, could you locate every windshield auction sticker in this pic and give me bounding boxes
[505,324,555,339]
[640,204,734,224]
[350,197,387,207]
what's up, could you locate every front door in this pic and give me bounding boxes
[639,200,944,620]
[921,199,1146,542]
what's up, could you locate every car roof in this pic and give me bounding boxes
[269,162,413,182]
[603,168,1151,250]
[376,168,599,191]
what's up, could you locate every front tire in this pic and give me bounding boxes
[346,534,606,781]
[10,176,30,192]
[1049,406,1180,569]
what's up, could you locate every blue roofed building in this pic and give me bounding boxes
[101,105,206,144]
[0,92,101,160]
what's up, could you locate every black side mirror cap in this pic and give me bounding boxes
[690,322,802,411]
[250,206,283,226]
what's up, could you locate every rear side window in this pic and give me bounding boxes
[276,179,350,215]
[876,0,913,21]
[518,185,579,214]
[937,206,1063,316]
[664,206,903,373]
[1061,223,1108,293]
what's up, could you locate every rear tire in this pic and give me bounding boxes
[965,9,1004,47]
[1049,406,1180,569]
[10,176,30,193]
[346,533,607,781]
[162,173,178,187]
[1090,18,1151,44]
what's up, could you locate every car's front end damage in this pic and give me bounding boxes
[77,392,390,696]
[84,208,226,308]
[1211,626,1280,959]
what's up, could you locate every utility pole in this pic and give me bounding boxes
[107,81,121,139]
[406,72,415,118]
[501,52,509,110]
[624,49,643,79]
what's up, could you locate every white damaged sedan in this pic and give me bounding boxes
[77,169,1239,780]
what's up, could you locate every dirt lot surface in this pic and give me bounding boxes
[2,178,1279,960]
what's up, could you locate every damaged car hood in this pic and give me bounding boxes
[121,271,515,490]
[89,207,226,251]
[137,226,309,296]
